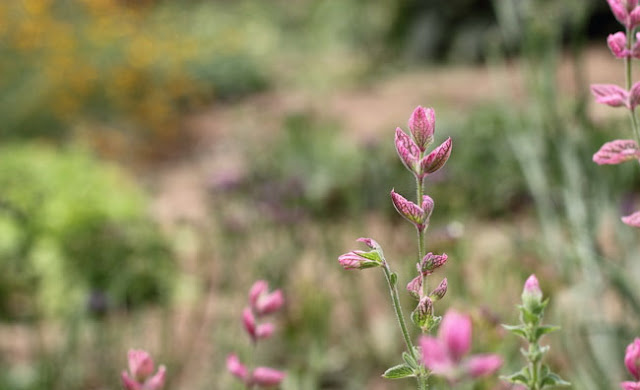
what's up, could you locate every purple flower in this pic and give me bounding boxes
[122,350,166,390]
[622,211,640,227]
[408,106,436,152]
[593,139,640,165]
[419,310,502,382]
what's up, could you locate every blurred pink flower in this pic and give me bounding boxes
[252,367,286,386]
[338,250,381,270]
[408,106,435,152]
[420,310,502,382]
[250,281,284,316]
[607,0,640,28]
[626,338,640,380]
[591,84,630,108]
[609,32,630,58]
[227,354,249,382]
[122,349,166,390]
[593,139,640,165]
[622,211,640,227]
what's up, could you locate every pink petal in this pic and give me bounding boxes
[256,323,275,339]
[608,0,629,25]
[252,367,286,386]
[243,307,256,339]
[395,127,421,175]
[608,32,629,58]
[622,211,640,228]
[439,310,471,362]
[591,84,629,108]
[466,354,503,378]
[227,354,249,382]
[249,280,269,308]
[420,335,454,375]
[255,290,284,316]
[408,106,435,151]
[391,189,426,228]
[144,365,166,390]
[122,371,142,390]
[420,137,452,176]
[621,381,640,390]
[128,349,155,381]
[593,139,640,165]
[625,338,640,380]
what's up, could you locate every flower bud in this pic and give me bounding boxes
[249,280,269,308]
[608,32,629,58]
[227,354,249,382]
[256,323,275,339]
[408,106,435,151]
[338,250,382,270]
[429,278,448,301]
[252,367,286,386]
[625,338,640,380]
[521,274,543,311]
[356,237,380,250]
[420,137,452,177]
[395,127,421,176]
[391,190,432,231]
[145,366,166,390]
[406,274,423,300]
[419,252,448,275]
[254,289,284,316]
[411,296,433,330]
[243,307,257,339]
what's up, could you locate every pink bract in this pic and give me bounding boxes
[622,211,640,227]
[591,84,629,108]
[408,106,435,152]
[227,354,249,381]
[609,32,630,58]
[395,127,421,175]
[593,139,640,165]
[420,137,452,176]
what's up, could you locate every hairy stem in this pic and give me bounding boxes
[415,175,427,298]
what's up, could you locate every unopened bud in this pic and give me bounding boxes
[429,278,447,301]
[408,106,435,151]
[406,275,423,300]
[391,190,431,231]
[521,274,543,312]
[411,296,433,330]
[395,127,421,176]
[420,137,452,177]
[419,252,448,275]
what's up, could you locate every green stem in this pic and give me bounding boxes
[625,27,640,145]
[415,175,426,297]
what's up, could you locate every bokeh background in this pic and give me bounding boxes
[1,0,639,389]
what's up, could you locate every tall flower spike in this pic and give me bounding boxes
[408,106,435,151]
[395,127,421,176]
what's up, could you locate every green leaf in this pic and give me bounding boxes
[382,363,415,379]
[500,367,530,385]
[540,371,571,388]
[535,325,560,340]
[502,324,528,339]
[402,352,417,369]
[356,250,382,262]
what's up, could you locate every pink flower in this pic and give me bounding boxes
[622,211,640,227]
[591,84,630,108]
[607,0,640,28]
[122,349,166,390]
[249,281,284,316]
[420,137,452,177]
[243,307,257,339]
[609,32,630,58]
[626,338,640,380]
[420,310,502,382]
[622,382,640,390]
[227,354,249,382]
[408,106,435,152]
[252,367,286,386]
[390,190,434,231]
[395,127,421,176]
[256,323,275,339]
[593,139,640,165]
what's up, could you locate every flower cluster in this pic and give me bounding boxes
[121,349,166,390]
[592,0,640,227]
[420,310,502,384]
[227,280,286,388]
[622,338,640,389]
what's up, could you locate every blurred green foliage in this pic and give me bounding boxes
[0,144,174,320]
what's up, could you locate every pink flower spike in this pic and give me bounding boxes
[591,84,629,108]
[255,289,284,316]
[227,354,249,382]
[420,336,454,377]
[243,307,256,339]
[122,372,142,390]
[420,137,452,176]
[249,280,269,308]
[408,106,435,151]
[252,367,286,386]
[395,127,421,176]
[439,310,471,362]
[128,349,155,381]
[256,323,275,339]
[466,354,503,378]
[593,139,640,165]
[145,365,166,390]
[609,32,630,58]
[391,189,426,229]
[626,338,640,380]
[621,382,640,390]
[622,211,640,227]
